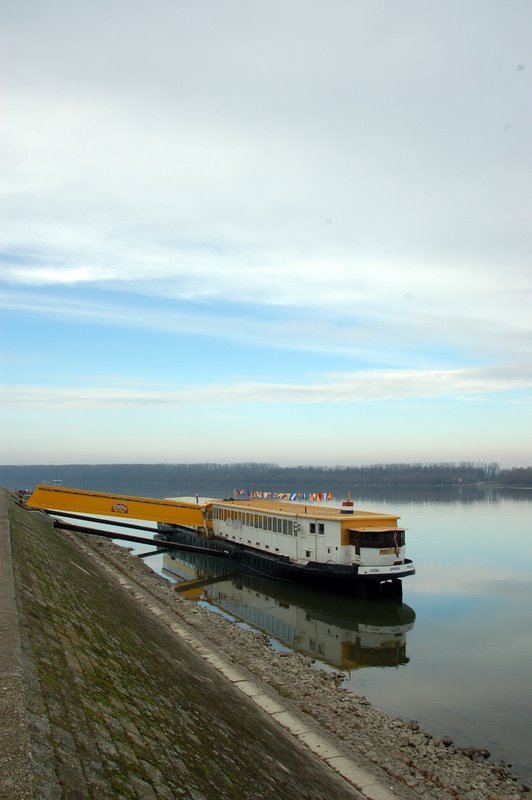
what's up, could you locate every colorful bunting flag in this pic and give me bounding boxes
[235,489,334,502]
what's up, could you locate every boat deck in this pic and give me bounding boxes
[170,496,401,524]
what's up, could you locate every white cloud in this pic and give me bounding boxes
[2,365,531,409]
[2,286,530,368]
[1,0,531,410]
[1,1,530,326]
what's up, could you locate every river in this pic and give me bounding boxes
[72,487,532,783]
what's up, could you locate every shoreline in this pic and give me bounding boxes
[78,530,528,799]
[3,491,529,799]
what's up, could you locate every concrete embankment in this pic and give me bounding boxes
[0,490,527,800]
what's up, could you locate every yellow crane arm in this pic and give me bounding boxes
[26,485,206,527]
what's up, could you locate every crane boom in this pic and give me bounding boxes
[26,484,206,527]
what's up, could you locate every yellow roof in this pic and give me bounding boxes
[212,497,400,524]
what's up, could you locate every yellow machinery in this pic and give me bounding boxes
[26,484,206,527]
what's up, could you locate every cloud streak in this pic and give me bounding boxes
[1,1,531,464]
[1,2,530,349]
[2,282,530,369]
[2,365,531,409]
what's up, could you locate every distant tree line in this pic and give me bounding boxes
[496,466,532,486]
[1,461,531,497]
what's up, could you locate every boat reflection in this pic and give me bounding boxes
[163,550,415,671]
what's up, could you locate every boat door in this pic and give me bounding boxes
[304,519,321,561]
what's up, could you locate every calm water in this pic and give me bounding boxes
[353,493,532,784]
[77,489,532,783]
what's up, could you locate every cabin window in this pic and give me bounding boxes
[349,530,405,553]
[282,519,288,535]
[318,523,325,535]
[267,517,272,531]
[310,523,316,534]
[305,550,311,558]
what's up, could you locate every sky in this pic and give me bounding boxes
[1,0,531,467]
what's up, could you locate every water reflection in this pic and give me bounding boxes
[163,550,415,671]
[341,486,530,505]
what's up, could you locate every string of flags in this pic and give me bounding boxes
[235,489,334,502]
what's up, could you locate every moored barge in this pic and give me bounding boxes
[158,495,415,596]
[26,485,415,596]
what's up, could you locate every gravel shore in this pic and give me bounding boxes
[79,531,529,800]
[3,490,529,800]
[4,493,366,800]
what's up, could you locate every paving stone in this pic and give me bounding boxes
[4,490,525,800]
[2,491,363,800]
[130,775,158,800]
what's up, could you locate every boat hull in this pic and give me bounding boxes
[157,524,414,597]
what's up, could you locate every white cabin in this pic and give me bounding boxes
[209,498,407,570]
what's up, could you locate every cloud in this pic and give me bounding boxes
[2,285,530,371]
[1,1,531,374]
[2,364,531,409]
[1,2,530,300]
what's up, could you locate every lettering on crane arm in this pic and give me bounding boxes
[111,503,129,514]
